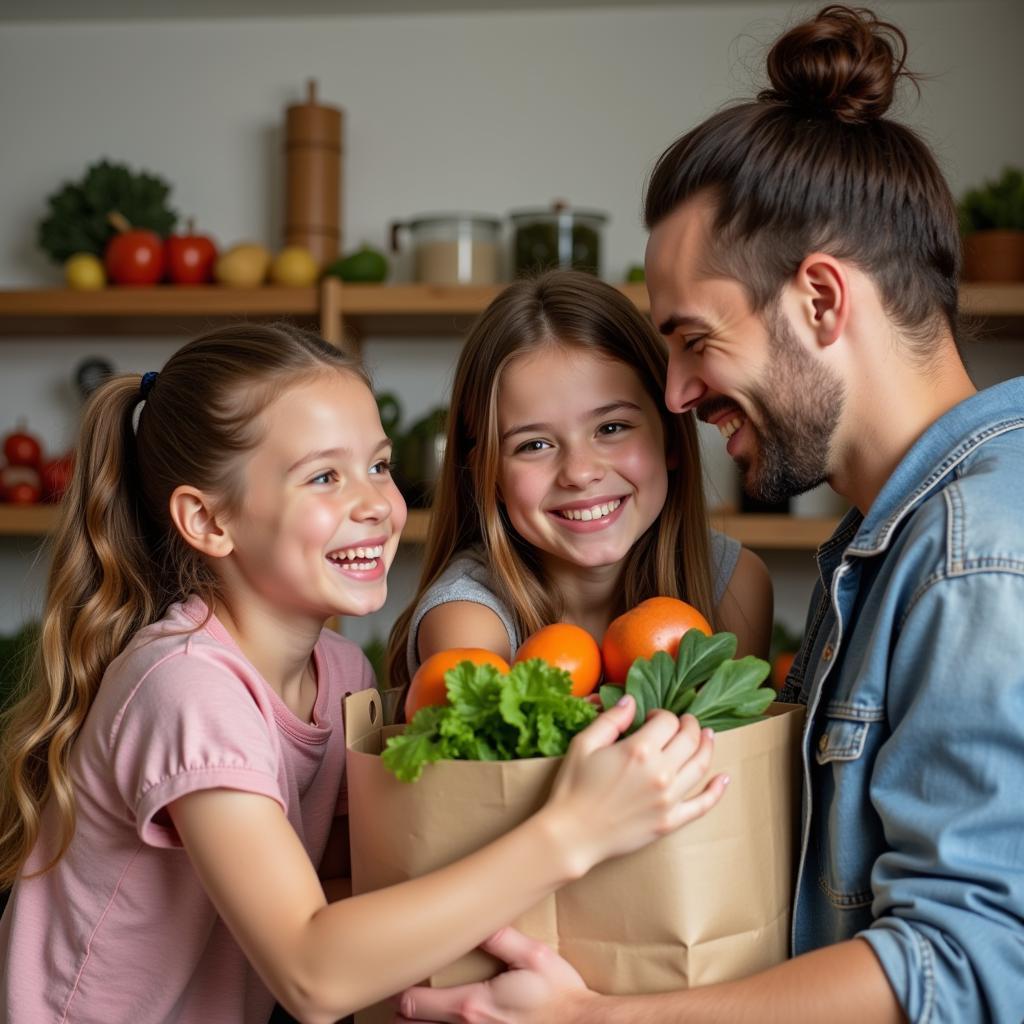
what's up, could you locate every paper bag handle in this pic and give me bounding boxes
[344,688,381,746]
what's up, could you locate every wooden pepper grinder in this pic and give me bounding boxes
[284,79,343,266]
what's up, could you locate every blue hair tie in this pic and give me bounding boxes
[140,371,159,398]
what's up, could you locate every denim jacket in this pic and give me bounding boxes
[779,377,1024,1023]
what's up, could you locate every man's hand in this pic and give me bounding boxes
[396,927,595,1024]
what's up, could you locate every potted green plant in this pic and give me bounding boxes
[958,167,1024,282]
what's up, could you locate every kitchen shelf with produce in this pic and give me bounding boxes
[2,280,1023,339]
[1,279,1021,548]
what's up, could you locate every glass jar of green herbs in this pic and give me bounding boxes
[510,204,607,276]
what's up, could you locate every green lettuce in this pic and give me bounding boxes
[382,659,598,783]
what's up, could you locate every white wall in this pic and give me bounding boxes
[1,1,1022,648]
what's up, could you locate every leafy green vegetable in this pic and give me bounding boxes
[382,659,598,783]
[381,633,775,783]
[600,630,774,734]
[38,159,178,263]
[959,166,1024,233]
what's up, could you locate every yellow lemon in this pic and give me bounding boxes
[214,243,271,288]
[269,246,320,287]
[64,252,106,291]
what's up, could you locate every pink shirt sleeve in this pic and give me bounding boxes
[109,650,284,848]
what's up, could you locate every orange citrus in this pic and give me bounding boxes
[405,648,510,720]
[771,650,796,691]
[513,623,602,697]
[601,596,712,683]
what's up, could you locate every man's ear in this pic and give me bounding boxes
[794,253,848,347]
[168,485,233,558]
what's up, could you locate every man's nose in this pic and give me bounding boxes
[665,349,707,414]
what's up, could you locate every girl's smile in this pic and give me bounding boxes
[547,493,629,532]
[325,536,389,580]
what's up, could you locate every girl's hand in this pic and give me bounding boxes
[540,696,728,877]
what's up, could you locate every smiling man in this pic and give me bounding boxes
[398,6,1024,1024]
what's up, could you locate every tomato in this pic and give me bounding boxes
[41,452,75,502]
[3,424,42,468]
[5,481,41,505]
[1,465,42,504]
[166,220,218,284]
[771,650,796,691]
[105,228,165,285]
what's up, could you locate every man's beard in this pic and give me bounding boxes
[738,308,845,504]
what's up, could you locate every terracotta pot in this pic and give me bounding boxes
[962,229,1024,282]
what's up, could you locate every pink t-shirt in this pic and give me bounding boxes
[0,597,374,1023]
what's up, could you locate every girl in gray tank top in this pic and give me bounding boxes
[389,271,773,693]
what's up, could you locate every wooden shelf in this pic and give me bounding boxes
[1,280,1021,337]
[0,504,59,535]
[0,280,648,341]
[960,282,1024,317]
[0,285,320,336]
[0,504,836,550]
[324,280,649,336]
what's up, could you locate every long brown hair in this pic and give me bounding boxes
[388,270,716,694]
[644,4,960,352]
[0,323,365,886]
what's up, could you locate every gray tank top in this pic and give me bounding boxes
[406,530,741,679]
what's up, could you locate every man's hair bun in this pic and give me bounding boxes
[759,4,914,124]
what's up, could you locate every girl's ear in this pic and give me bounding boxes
[169,485,233,558]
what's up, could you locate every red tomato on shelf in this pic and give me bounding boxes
[3,424,42,468]
[105,229,165,285]
[104,212,166,286]
[1,465,42,504]
[166,220,218,284]
[41,452,75,502]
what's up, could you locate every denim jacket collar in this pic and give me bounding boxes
[835,377,1024,560]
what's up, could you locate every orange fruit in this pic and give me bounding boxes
[601,596,712,683]
[513,623,602,697]
[405,648,510,720]
[771,650,796,691]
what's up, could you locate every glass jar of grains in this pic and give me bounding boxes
[390,213,501,285]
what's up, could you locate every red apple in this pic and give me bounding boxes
[3,423,42,468]
[1,465,42,504]
[41,452,75,502]
[105,212,165,286]
[166,218,218,285]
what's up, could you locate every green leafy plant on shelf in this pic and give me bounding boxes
[958,167,1024,234]
[38,159,178,264]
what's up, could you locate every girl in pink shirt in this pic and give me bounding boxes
[0,322,727,1024]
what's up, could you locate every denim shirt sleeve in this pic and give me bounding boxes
[859,569,1024,1022]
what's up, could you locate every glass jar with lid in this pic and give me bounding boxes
[510,203,608,277]
[390,213,501,285]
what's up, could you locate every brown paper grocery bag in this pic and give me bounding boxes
[346,689,804,1024]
